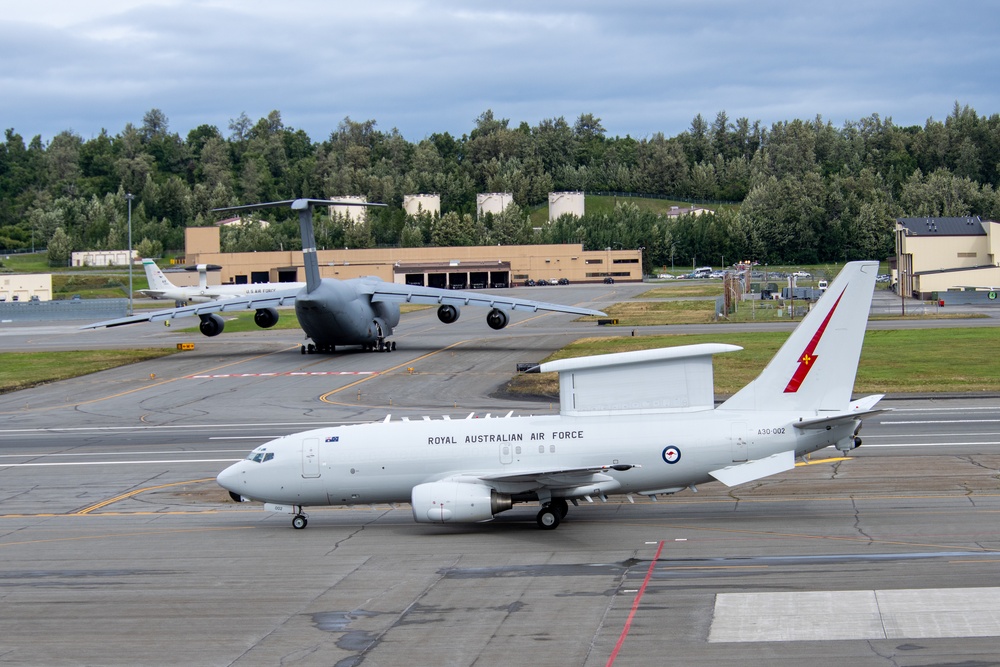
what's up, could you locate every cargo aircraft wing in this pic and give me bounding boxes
[368,282,605,317]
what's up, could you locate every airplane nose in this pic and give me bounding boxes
[216,463,242,492]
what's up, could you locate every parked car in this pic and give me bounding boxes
[557,278,569,285]
[603,277,615,284]
[524,279,536,287]
[536,279,549,286]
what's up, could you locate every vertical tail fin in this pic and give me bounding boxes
[143,259,177,292]
[720,261,878,413]
[292,199,322,293]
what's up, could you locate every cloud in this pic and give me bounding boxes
[1,0,998,143]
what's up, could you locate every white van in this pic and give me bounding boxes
[692,266,712,278]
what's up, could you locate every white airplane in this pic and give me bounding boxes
[85,199,605,353]
[217,261,883,530]
[140,259,305,305]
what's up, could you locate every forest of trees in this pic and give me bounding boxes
[2,103,1000,272]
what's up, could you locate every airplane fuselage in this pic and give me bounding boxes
[217,409,857,509]
[294,278,400,348]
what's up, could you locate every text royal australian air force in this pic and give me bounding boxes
[427,429,584,445]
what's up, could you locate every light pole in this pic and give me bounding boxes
[125,192,135,316]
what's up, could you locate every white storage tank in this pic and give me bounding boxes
[329,195,369,224]
[548,191,585,220]
[403,194,441,217]
[476,193,513,219]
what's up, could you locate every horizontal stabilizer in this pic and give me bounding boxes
[793,408,888,431]
[794,394,888,430]
[709,450,795,487]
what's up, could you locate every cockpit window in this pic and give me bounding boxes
[246,451,275,463]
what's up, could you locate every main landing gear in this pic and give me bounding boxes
[300,340,397,354]
[363,340,396,353]
[536,498,569,530]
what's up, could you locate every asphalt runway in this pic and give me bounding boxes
[1,284,999,666]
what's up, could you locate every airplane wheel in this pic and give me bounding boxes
[292,515,308,529]
[300,345,306,355]
[391,341,397,351]
[536,506,560,530]
[550,498,569,519]
[307,344,315,354]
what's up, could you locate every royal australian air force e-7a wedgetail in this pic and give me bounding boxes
[83,199,605,353]
[217,261,884,530]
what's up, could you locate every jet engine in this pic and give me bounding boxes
[254,307,279,329]
[198,313,225,337]
[437,304,460,324]
[411,481,513,523]
[486,308,508,330]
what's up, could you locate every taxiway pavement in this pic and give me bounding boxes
[0,283,998,666]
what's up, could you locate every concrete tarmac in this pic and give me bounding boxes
[1,284,999,666]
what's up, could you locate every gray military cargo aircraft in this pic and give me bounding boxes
[84,199,606,353]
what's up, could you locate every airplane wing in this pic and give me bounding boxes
[365,282,606,317]
[477,463,639,485]
[80,285,303,329]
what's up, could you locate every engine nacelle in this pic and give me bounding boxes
[198,313,225,337]
[835,436,862,452]
[437,304,460,324]
[411,481,513,523]
[486,308,508,330]
[254,307,279,329]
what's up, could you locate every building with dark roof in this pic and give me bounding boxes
[895,216,1000,298]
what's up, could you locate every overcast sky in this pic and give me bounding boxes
[3,0,998,145]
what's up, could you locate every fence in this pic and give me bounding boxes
[0,299,128,322]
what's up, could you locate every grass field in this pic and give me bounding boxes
[0,349,178,394]
[505,328,1000,397]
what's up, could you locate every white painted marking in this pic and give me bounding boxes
[710,588,1000,642]
[879,420,1000,425]
[861,441,1000,448]
[188,371,377,379]
[0,449,247,458]
[1,459,240,467]
[0,420,365,434]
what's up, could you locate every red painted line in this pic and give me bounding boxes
[606,540,664,666]
[186,371,378,379]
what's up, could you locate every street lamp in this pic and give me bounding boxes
[125,192,135,316]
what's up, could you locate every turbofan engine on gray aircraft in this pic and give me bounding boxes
[253,307,279,328]
[198,313,225,336]
[486,308,508,330]
[437,304,459,324]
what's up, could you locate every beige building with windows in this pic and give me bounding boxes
[183,226,642,287]
[895,217,1000,298]
[0,274,52,301]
